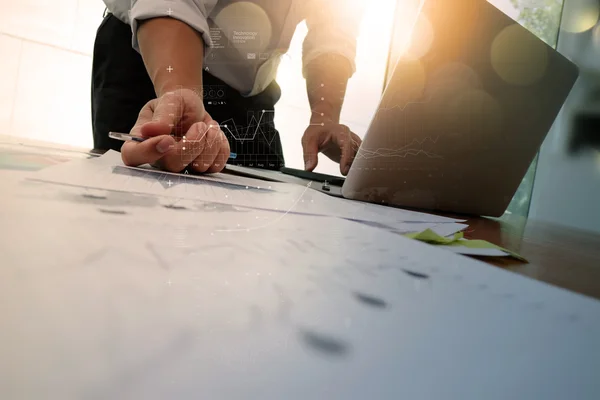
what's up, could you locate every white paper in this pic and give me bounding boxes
[30,150,465,226]
[441,246,510,257]
[435,223,469,237]
[1,177,600,400]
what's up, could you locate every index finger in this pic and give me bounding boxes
[302,131,321,171]
[152,91,182,126]
[139,92,184,139]
[337,126,355,176]
[129,100,156,137]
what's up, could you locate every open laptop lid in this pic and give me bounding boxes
[342,0,579,216]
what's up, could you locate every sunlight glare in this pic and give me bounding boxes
[388,1,424,65]
[214,2,272,51]
[491,24,548,86]
[561,0,600,33]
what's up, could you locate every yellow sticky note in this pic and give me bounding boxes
[404,229,527,262]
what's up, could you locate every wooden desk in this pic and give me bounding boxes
[3,136,599,301]
[460,215,600,300]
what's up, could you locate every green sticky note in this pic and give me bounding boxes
[404,229,527,262]
[405,229,464,244]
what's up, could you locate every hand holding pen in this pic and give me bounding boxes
[110,132,237,160]
[115,88,232,174]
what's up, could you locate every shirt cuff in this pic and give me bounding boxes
[129,0,213,53]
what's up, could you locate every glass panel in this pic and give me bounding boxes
[507,0,564,47]
[496,0,565,217]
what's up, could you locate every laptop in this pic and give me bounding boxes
[227,0,579,217]
[341,0,579,216]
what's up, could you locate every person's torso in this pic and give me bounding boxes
[105,0,312,96]
[205,0,302,96]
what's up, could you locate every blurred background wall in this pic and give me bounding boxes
[0,0,105,148]
[528,0,600,233]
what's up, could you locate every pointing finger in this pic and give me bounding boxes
[337,126,354,176]
[129,100,157,137]
[302,131,320,171]
[140,92,184,138]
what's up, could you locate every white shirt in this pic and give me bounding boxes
[103,0,362,96]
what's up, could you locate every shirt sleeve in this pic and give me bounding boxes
[129,0,218,52]
[302,0,364,78]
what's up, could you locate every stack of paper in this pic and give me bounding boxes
[28,151,470,238]
[1,158,599,399]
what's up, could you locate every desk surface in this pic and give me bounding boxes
[2,135,600,301]
[2,136,600,399]
[462,215,600,300]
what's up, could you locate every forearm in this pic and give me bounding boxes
[137,17,205,97]
[305,54,352,125]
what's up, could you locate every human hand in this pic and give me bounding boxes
[301,123,362,176]
[120,88,230,173]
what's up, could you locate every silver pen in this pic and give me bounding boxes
[108,132,238,159]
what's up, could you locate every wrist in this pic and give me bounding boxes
[157,80,203,98]
[310,105,340,125]
[310,101,341,124]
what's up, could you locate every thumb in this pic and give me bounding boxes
[121,134,176,167]
[302,133,320,171]
[139,120,173,138]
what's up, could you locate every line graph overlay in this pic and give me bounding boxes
[378,95,433,112]
[220,110,277,144]
[356,136,443,160]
